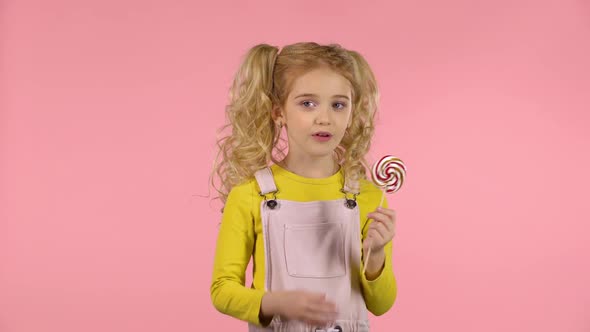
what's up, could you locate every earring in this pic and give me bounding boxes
[277,121,283,128]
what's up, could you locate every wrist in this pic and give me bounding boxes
[260,291,281,324]
[364,248,385,280]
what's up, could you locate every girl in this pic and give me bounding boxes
[210,42,397,332]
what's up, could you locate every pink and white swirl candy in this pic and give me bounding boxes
[371,155,406,193]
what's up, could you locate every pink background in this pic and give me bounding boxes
[1,0,589,331]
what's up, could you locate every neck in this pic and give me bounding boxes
[279,154,340,178]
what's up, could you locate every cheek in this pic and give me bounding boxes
[290,116,312,129]
[285,121,307,139]
[337,113,352,128]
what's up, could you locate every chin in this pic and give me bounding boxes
[306,148,337,158]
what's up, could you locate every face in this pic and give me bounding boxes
[274,67,353,160]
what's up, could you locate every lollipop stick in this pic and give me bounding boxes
[362,189,385,275]
[378,189,385,207]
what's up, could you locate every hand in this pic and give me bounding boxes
[363,207,396,254]
[261,290,338,326]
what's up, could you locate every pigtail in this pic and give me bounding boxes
[211,44,280,206]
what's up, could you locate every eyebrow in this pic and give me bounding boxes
[293,93,350,101]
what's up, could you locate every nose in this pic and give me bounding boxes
[314,106,331,125]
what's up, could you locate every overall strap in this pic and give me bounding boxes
[254,167,278,195]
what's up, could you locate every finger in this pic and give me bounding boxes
[307,292,327,303]
[367,211,390,226]
[312,301,337,314]
[366,225,384,238]
[304,304,337,326]
[364,228,375,241]
[367,220,390,239]
[365,229,384,248]
[373,220,392,239]
[308,294,338,315]
[367,211,388,220]
[370,210,393,221]
[377,207,396,219]
[309,294,336,308]
[367,212,394,234]
[307,304,338,321]
[367,225,388,246]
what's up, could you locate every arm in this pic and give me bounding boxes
[211,183,338,327]
[210,183,267,326]
[359,195,398,316]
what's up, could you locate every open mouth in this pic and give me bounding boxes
[313,132,333,137]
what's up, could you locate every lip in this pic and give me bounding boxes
[312,131,333,137]
[312,131,333,142]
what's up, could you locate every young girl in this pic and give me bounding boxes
[210,42,397,332]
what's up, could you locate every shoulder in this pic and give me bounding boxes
[224,177,258,211]
[358,178,386,205]
[222,177,259,216]
[227,177,258,200]
[359,178,382,196]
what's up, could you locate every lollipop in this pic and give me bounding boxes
[363,155,407,275]
[372,155,406,193]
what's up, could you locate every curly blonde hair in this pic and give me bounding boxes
[210,42,380,206]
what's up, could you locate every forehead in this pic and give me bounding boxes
[288,67,351,99]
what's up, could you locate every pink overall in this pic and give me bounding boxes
[248,167,370,332]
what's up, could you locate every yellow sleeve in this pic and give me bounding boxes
[359,195,398,316]
[210,181,266,325]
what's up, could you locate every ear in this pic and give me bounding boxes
[271,105,284,122]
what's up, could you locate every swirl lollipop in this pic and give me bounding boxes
[372,155,406,204]
[363,155,407,275]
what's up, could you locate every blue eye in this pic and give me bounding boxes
[300,100,347,110]
[334,102,347,109]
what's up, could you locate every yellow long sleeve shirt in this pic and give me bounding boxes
[210,164,397,326]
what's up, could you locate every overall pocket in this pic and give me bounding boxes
[283,222,346,278]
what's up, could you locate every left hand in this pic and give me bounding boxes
[363,207,396,254]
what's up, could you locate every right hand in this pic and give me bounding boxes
[261,290,338,326]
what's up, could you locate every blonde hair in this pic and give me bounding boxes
[210,42,380,206]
